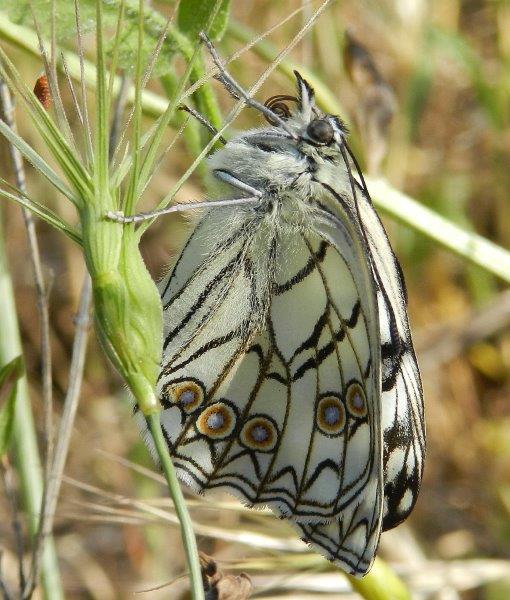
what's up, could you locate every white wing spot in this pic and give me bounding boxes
[398,488,414,515]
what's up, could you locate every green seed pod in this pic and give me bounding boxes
[81,207,162,414]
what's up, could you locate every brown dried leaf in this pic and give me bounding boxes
[200,552,253,600]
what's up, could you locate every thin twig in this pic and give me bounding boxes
[0,81,53,463]
[23,276,92,599]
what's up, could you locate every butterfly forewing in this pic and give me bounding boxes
[355,189,425,529]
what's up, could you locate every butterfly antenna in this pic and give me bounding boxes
[199,32,298,140]
[344,142,372,204]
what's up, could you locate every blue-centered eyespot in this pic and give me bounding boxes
[196,402,236,439]
[346,382,367,418]
[240,416,278,452]
[316,395,346,435]
[163,379,204,413]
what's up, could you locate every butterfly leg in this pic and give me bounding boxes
[179,104,227,145]
[105,196,260,224]
[199,32,298,140]
[213,169,263,198]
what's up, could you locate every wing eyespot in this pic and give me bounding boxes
[346,382,367,418]
[240,415,278,452]
[196,401,237,439]
[316,395,346,436]
[162,379,204,413]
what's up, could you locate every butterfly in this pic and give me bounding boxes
[141,70,425,577]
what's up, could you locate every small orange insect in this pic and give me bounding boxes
[33,74,51,110]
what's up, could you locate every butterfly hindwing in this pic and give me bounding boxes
[152,203,383,575]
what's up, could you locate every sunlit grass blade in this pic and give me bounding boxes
[366,177,510,284]
[0,184,81,244]
[0,118,79,204]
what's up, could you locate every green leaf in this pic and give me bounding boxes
[178,0,231,41]
[0,356,24,456]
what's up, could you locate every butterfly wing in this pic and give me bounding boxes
[356,189,425,530]
[150,199,383,576]
[146,207,270,488]
[293,184,425,575]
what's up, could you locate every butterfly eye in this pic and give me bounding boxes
[306,119,335,144]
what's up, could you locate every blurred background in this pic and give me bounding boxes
[1,0,510,598]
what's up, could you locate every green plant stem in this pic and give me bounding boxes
[146,412,204,600]
[366,177,510,284]
[347,558,411,600]
[0,209,63,599]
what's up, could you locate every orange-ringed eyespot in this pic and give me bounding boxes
[317,395,346,435]
[346,382,367,418]
[197,402,236,439]
[164,380,204,413]
[240,416,278,452]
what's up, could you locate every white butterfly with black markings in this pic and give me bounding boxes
[140,66,425,576]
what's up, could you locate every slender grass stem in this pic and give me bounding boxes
[0,81,54,471]
[24,277,91,599]
[0,210,63,599]
[146,412,204,600]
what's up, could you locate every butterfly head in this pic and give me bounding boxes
[264,71,348,152]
